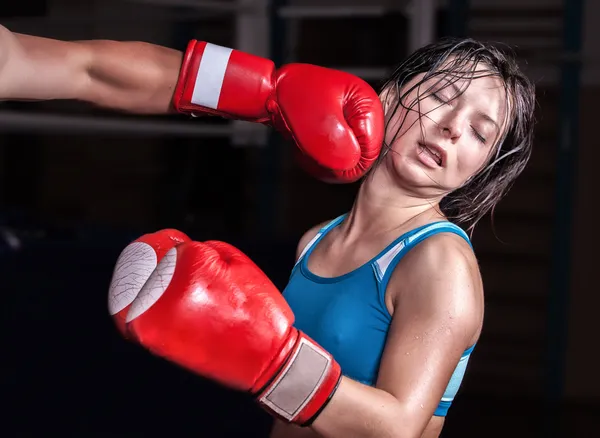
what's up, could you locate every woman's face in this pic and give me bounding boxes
[381,63,510,199]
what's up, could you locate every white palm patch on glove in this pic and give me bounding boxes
[126,247,177,322]
[108,241,158,315]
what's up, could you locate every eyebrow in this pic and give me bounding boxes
[441,81,500,131]
[477,111,500,132]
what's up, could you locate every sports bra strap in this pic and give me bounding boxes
[295,214,346,264]
[373,221,470,282]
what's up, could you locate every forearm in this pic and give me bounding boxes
[80,39,183,114]
[0,26,183,113]
[309,377,419,438]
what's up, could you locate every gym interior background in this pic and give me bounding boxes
[1,0,597,437]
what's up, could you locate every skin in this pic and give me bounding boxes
[0,25,182,113]
[270,67,510,438]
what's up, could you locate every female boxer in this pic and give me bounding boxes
[116,38,535,437]
[269,38,535,438]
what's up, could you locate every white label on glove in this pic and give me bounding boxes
[108,242,158,315]
[126,246,177,322]
[191,43,233,109]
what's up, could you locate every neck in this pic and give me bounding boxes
[344,164,445,237]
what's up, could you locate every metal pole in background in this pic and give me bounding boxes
[256,0,287,238]
[408,0,436,52]
[233,0,270,147]
[546,0,584,434]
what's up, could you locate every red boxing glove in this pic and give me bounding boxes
[172,40,384,183]
[107,229,190,337]
[125,239,341,426]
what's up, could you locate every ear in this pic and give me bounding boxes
[378,84,398,120]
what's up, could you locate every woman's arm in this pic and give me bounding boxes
[309,234,484,438]
[0,25,183,113]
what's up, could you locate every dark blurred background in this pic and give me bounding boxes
[0,0,597,437]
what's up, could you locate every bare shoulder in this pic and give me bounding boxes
[407,231,480,276]
[390,231,484,333]
[295,219,333,260]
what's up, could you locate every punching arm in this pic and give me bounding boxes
[0,25,183,114]
[0,28,383,182]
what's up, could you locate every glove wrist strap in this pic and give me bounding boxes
[257,334,341,426]
[172,40,274,122]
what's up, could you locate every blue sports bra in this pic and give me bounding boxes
[282,215,476,416]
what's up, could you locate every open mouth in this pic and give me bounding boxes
[418,143,443,166]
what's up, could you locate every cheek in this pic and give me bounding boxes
[384,108,421,148]
[456,144,493,179]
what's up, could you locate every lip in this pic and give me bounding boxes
[417,141,447,168]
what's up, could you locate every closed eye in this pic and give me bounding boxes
[471,126,486,144]
[431,93,448,104]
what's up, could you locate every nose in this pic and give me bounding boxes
[440,111,465,141]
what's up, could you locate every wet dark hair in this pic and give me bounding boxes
[372,37,536,233]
